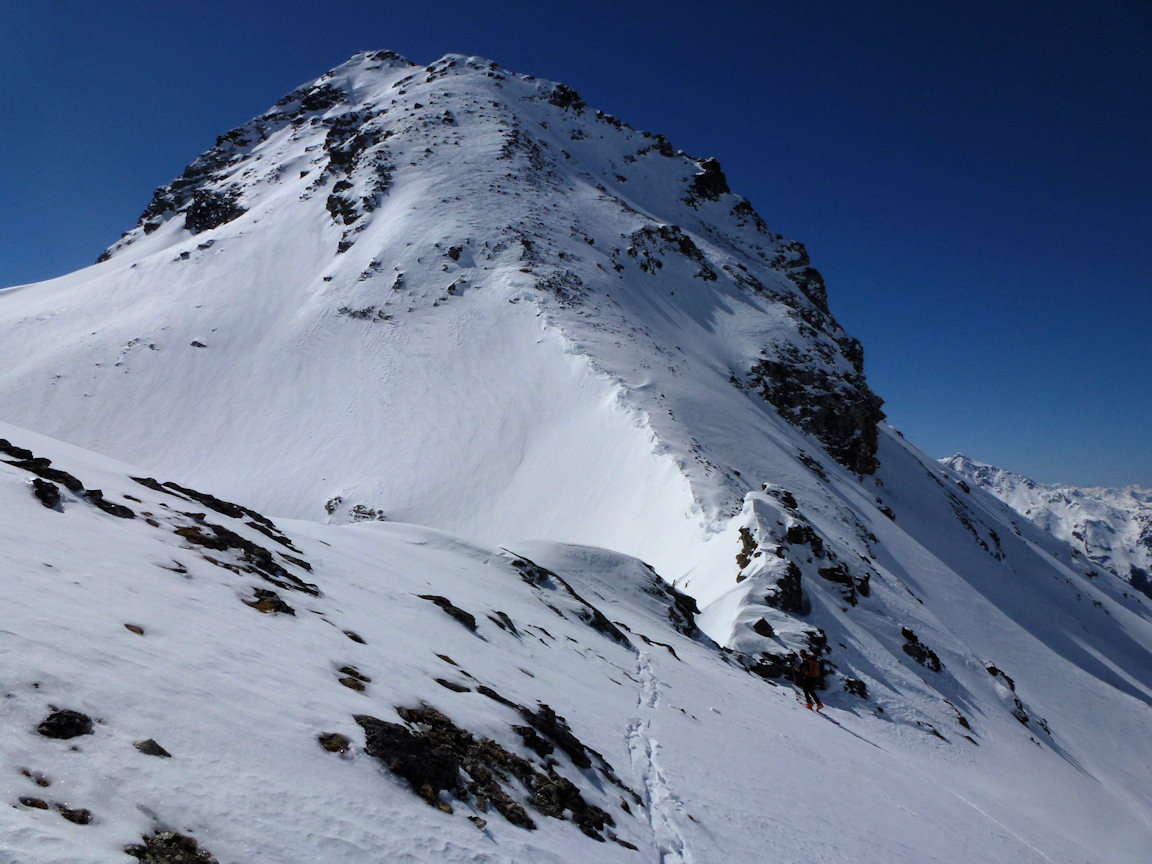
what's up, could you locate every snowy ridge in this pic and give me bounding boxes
[943,453,1152,598]
[2,51,1152,862]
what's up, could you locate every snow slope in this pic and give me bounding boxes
[943,453,1152,598]
[3,420,1152,864]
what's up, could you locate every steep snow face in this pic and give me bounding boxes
[4,421,1152,864]
[943,454,1152,598]
[0,50,880,576]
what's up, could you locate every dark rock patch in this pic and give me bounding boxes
[124,624,145,635]
[843,678,868,698]
[752,618,775,638]
[31,478,61,509]
[19,796,49,809]
[173,519,318,596]
[243,587,295,615]
[183,188,245,235]
[736,526,756,570]
[488,611,521,636]
[124,831,219,863]
[84,489,136,519]
[317,732,351,754]
[764,561,804,614]
[134,739,172,758]
[37,710,93,739]
[0,438,34,460]
[344,630,366,644]
[355,706,616,839]
[687,157,729,201]
[4,457,84,493]
[418,595,477,631]
[509,556,631,648]
[900,627,942,672]
[55,803,93,824]
[748,354,884,475]
[435,678,472,693]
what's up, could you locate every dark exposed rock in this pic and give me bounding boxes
[55,803,92,824]
[0,438,34,460]
[901,627,942,672]
[764,561,804,614]
[687,157,729,201]
[517,704,591,770]
[124,831,219,863]
[344,629,366,644]
[736,526,756,570]
[748,355,885,475]
[355,711,466,805]
[183,189,246,235]
[752,618,775,638]
[298,83,346,113]
[37,710,93,739]
[83,489,136,519]
[31,478,61,509]
[785,523,824,558]
[356,705,616,838]
[4,457,84,492]
[173,519,318,596]
[436,678,472,693]
[512,724,554,758]
[509,556,632,647]
[134,739,172,758]
[843,678,868,698]
[548,84,586,111]
[19,796,49,809]
[317,732,351,754]
[984,662,1015,691]
[418,594,477,631]
[243,587,295,615]
[149,479,277,530]
[124,624,145,635]
[747,653,788,679]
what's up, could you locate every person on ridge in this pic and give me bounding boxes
[793,649,824,711]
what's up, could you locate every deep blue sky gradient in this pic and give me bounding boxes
[3,0,1149,486]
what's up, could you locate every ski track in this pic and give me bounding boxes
[627,651,692,864]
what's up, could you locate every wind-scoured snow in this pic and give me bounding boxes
[3,51,1152,863]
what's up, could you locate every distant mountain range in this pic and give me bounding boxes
[942,453,1152,598]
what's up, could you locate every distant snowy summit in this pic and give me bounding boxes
[942,453,1152,596]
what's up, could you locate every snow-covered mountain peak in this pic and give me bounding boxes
[5,49,882,568]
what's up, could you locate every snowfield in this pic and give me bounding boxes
[3,51,1152,863]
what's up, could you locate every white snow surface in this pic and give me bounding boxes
[2,420,1152,863]
[2,51,1152,862]
[943,454,1152,597]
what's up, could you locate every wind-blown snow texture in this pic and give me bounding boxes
[3,52,1152,863]
[944,453,1152,600]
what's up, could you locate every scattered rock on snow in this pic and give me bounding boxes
[134,739,172,758]
[37,710,94,739]
[124,831,219,864]
[418,594,478,631]
[317,732,351,754]
[55,803,93,824]
[31,478,61,509]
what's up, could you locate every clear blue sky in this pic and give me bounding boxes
[3,1,1149,487]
